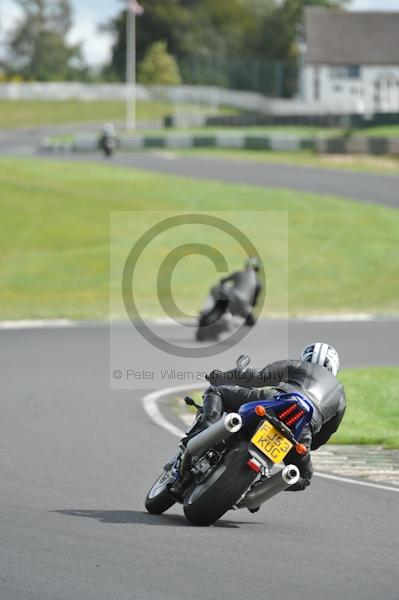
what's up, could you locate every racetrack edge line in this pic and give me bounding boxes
[142,382,205,439]
[2,313,399,329]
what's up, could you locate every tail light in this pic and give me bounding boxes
[278,404,297,420]
[278,404,305,428]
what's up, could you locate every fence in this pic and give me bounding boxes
[205,112,399,129]
[178,57,298,98]
[2,83,399,123]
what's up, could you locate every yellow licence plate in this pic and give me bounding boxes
[251,420,293,463]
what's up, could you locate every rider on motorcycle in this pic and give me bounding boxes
[98,123,117,158]
[197,343,346,492]
[218,257,262,326]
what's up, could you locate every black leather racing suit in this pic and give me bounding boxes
[219,267,262,325]
[203,360,347,491]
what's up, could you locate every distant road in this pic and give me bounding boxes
[1,125,399,208]
[75,151,399,209]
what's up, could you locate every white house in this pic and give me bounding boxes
[302,9,399,114]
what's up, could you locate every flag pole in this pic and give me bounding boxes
[126,2,135,131]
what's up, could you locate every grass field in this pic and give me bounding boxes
[176,148,399,174]
[336,368,399,448]
[2,99,399,139]
[0,156,398,320]
[182,368,399,448]
[358,124,399,137]
[0,100,235,129]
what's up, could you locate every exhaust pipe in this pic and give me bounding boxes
[281,465,300,486]
[185,413,242,459]
[242,464,300,510]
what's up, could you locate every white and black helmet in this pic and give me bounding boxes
[300,343,340,376]
[246,257,260,272]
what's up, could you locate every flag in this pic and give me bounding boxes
[128,0,144,15]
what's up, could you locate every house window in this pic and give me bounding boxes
[348,65,361,78]
[330,65,361,79]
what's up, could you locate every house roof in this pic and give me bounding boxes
[304,8,399,66]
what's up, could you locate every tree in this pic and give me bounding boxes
[101,0,349,94]
[181,0,258,60]
[101,0,190,82]
[138,41,181,85]
[101,0,258,81]
[7,0,84,81]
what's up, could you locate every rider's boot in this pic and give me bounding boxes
[181,390,223,445]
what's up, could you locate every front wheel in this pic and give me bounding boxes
[145,470,176,514]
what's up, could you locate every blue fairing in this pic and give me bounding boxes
[238,392,314,440]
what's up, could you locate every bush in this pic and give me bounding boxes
[138,40,181,85]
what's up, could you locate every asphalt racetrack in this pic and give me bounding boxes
[61,151,399,208]
[1,321,398,600]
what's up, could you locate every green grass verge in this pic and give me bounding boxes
[335,368,399,448]
[183,368,399,448]
[176,147,399,174]
[358,124,399,138]
[0,100,235,129]
[0,157,398,319]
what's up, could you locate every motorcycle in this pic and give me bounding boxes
[99,134,117,158]
[98,124,118,158]
[145,355,314,526]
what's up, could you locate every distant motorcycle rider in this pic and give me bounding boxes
[198,343,346,492]
[218,257,262,326]
[98,123,118,158]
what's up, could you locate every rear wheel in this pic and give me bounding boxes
[183,443,256,526]
[145,470,176,515]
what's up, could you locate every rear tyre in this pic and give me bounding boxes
[183,443,256,526]
[145,470,176,515]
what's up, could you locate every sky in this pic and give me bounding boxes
[1,0,399,67]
